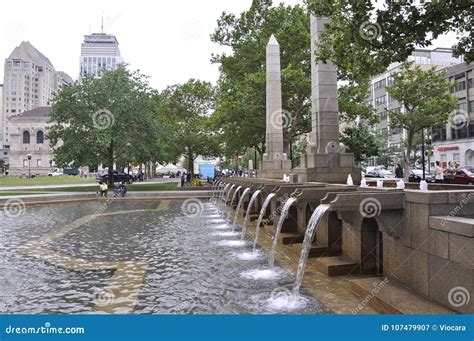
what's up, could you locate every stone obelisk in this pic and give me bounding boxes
[296,16,360,184]
[308,16,340,154]
[260,34,292,179]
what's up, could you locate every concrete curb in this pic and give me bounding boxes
[0,191,215,208]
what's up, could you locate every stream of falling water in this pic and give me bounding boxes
[228,186,242,220]
[253,193,276,252]
[240,190,261,240]
[233,188,251,227]
[292,205,330,295]
[268,197,296,267]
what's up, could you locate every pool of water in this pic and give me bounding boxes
[0,199,326,314]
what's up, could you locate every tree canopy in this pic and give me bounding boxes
[211,0,312,159]
[158,79,220,175]
[306,0,473,83]
[48,66,163,185]
[385,62,458,177]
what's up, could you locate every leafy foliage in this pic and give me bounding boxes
[341,121,382,164]
[211,1,312,158]
[306,0,473,83]
[385,62,458,177]
[158,79,220,174]
[48,66,161,185]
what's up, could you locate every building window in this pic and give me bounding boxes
[37,131,44,144]
[452,123,468,140]
[23,159,28,167]
[37,159,42,167]
[23,131,30,144]
[433,126,447,142]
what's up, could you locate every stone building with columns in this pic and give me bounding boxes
[7,106,56,176]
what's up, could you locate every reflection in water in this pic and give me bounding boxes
[0,200,326,314]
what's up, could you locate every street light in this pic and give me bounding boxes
[27,153,32,178]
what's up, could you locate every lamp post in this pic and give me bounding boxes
[27,153,32,178]
[126,142,131,175]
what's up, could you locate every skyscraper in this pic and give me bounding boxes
[79,32,123,79]
[1,41,72,166]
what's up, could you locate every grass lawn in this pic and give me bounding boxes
[0,176,95,187]
[0,182,178,195]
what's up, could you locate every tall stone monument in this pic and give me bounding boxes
[295,16,361,184]
[260,35,292,179]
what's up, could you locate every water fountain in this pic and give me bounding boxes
[229,186,242,208]
[240,190,262,240]
[233,187,251,226]
[268,197,297,267]
[224,184,236,205]
[346,175,353,186]
[292,205,330,295]
[396,179,405,190]
[420,180,428,191]
[253,193,276,251]
[210,181,221,201]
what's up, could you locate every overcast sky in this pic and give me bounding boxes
[0,0,457,91]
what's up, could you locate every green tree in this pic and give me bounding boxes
[341,121,382,164]
[158,79,220,175]
[386,62,458,178]
[48,66,160,186]
[306,0,474,83]
[211,0,312,160]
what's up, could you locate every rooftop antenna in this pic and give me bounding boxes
[101,12,104,34]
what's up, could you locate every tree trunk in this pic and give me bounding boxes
[107,144,114,187]
[187,153,194,177]
[404,131,414,181]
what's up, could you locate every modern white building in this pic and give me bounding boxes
[1,41,72,167]
[432,62,474,166]
[79,32,123,79]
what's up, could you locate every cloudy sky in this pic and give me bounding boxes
[0,0,457,91]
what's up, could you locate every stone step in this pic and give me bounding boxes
[350,278,455,315]
[309,243,328,258]
[282,234,304,245]
[314,256,359,277]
